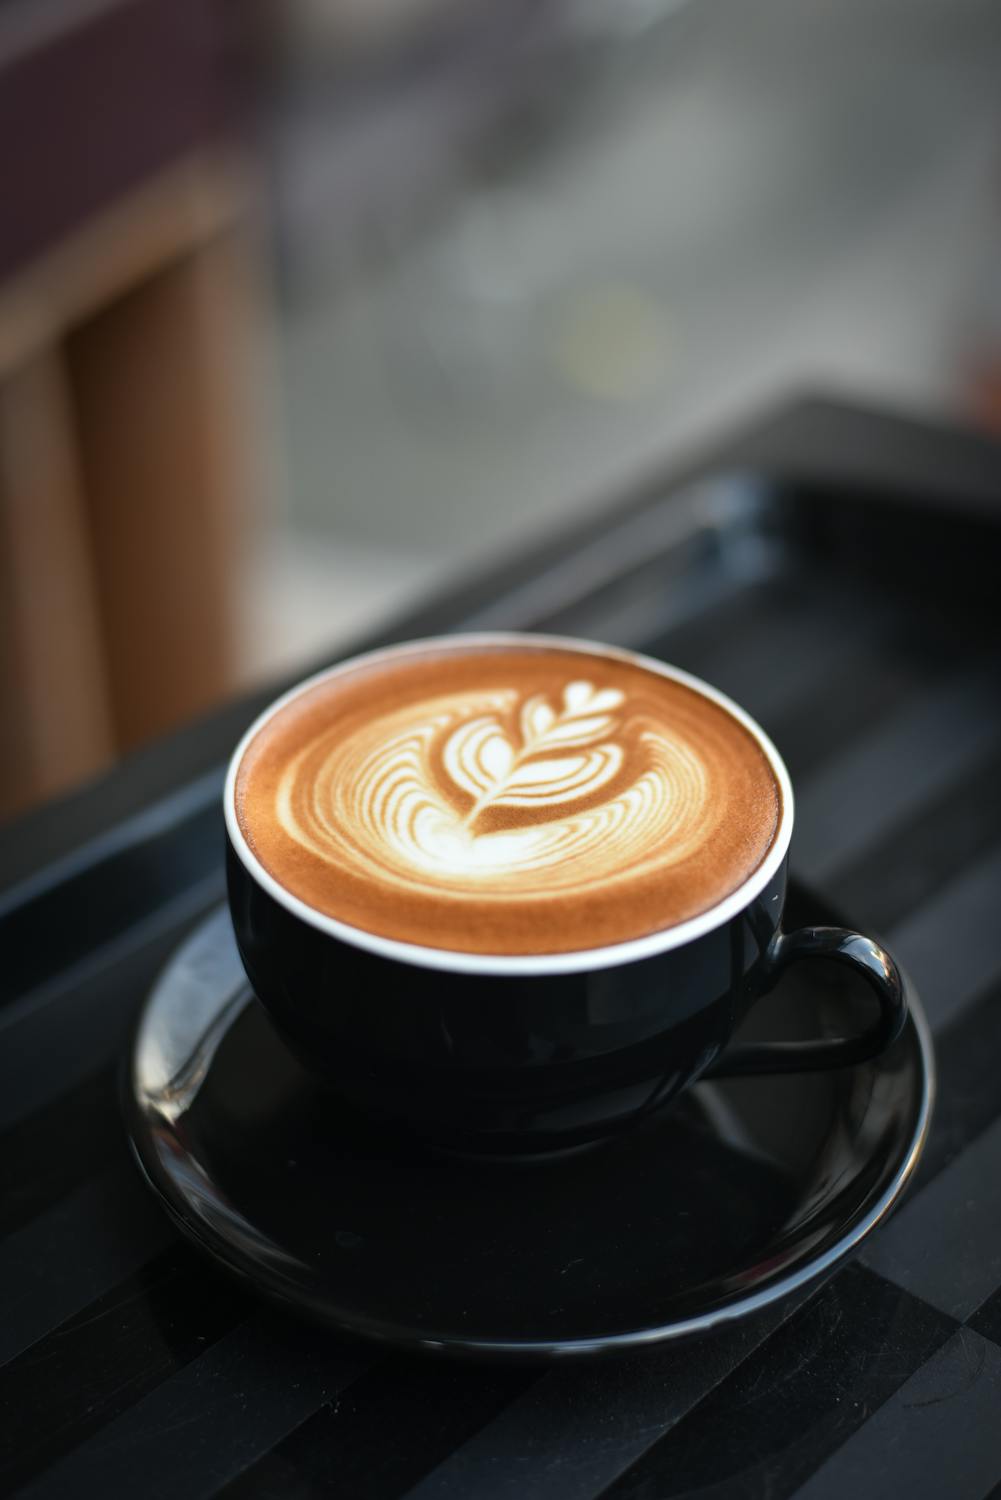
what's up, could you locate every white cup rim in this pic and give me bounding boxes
[224,632,795,976]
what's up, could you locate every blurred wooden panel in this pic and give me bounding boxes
[0,347,115,818]
[0,0,264,823]
[65,227,255,750]
[0,153,247,380]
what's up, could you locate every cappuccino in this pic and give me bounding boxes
[234,640,782,955]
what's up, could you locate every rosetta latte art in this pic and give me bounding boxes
[275,679,720,898]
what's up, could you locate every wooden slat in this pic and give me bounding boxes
[0,152,250,378]
[0,344,115,817]
[65,224,258,749]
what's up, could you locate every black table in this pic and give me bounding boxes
[3,396,1001,1499]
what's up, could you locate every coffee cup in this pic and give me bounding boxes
[224,633,907,1155]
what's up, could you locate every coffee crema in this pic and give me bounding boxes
[234,643,782,955]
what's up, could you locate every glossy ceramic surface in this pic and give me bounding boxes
[127,907,933,1361]
[228,840,906,1154]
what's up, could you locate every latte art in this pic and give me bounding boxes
[278,679,716,898]
[235,643,782,954]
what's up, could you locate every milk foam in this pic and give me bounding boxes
[276,678,718,897]
[234,642,783,955]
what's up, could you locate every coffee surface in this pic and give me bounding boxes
[235,643,782,954]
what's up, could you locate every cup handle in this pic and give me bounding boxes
[705,926,908,1078]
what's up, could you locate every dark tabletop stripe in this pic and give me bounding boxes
[402,1294,813,1500]
[0,798,224,1006]
[219,1354,535,1500]
[455,483,719,639]
[565,536,782,661]
[646,579,804,681]
[0,1163,176,1367]
[644,575,901,734]
[0,879,221,1131]
[13,1315,376,1500]
[598,1266,955,1500]
[663,582,892,726]
[0,770,224,927]
[760,621,964,783]
[861,1112,1001,1324]
[849,971,1001,1325]
[705,603,902,732]
[0,1246,248,1495]
[913,974,1001,1188]
[968,1284,1001,1348]
[791,659,1001,885]
[827,745,1001,935]
[791,1329,1001,1500]
[0,1068,120,1240]
[532,512,771,648]
[881,842,1001,1033]
[848,964,1001,1321]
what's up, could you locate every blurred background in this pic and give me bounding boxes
[3,0,1001,823]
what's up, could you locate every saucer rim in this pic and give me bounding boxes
[125,921,935,1361]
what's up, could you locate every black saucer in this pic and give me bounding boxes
[126,907,933,1361]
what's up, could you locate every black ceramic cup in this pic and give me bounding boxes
[225,635,907,1156]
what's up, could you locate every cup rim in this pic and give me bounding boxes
[224,632,795,976]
